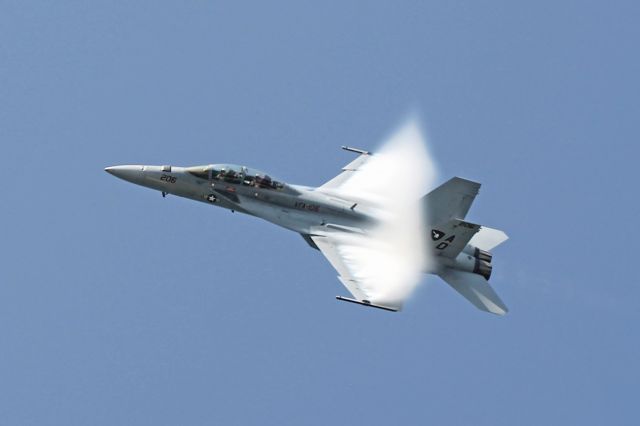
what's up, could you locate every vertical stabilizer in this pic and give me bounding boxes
[423,177,480,225]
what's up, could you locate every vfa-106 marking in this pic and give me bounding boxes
[106,146,509,314]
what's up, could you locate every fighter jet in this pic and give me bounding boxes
[105,132,508,314]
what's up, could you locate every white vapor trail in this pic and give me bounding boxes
[333,118,438,307]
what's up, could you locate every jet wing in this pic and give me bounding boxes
[313,129,433,312]
[319,147,372,190]
[310,232,404,312]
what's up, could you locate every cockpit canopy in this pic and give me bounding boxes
[186,164,285,190]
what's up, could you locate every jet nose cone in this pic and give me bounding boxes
[104,165,145,184]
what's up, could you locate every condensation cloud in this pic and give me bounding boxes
[332,117,438,307]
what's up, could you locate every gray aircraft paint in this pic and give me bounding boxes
[106,158,508,314]
[105,164,372,234]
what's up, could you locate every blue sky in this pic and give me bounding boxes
[1,1,638,425]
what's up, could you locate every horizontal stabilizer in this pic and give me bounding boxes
[468,226,509,251]
[438,269,508,315]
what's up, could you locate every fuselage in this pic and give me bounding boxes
[105,155,508,314]
[105,163,496,280]
[104,164,373,235]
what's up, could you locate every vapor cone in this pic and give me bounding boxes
[333,118,437,307]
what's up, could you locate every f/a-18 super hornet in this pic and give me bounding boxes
[105,122,509,314]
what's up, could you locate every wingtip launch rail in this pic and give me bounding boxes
[335,296,399,312]
[341,146,371,155]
